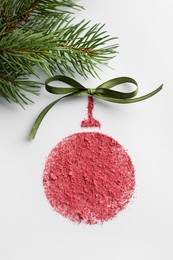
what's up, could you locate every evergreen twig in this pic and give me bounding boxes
[0,0,118,105]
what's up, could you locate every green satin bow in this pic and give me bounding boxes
[30,75,163,139]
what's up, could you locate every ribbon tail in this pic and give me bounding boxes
[30,91,80,140]
[130,84,163,103]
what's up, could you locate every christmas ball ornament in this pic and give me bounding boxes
[30,75,162,224]
[43,131,135,224]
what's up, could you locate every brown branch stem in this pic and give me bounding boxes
[58,43,95,54]
[0,74,15,83]
[2,0,40,33]
[0,44,94,55]
[0,49,48,54]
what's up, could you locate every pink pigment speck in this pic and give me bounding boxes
[43,132,135,224]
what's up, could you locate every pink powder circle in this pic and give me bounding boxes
[43,132,135,224]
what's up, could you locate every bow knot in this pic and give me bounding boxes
[30,75,163,139]
[87,88,95,95]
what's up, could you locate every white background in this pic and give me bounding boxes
[0,0,172,259]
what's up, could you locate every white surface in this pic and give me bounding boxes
[0,1,172,259]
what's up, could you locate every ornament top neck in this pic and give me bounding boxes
[81,96,101,128]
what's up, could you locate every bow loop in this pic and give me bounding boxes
[46,75,86,94]
[95,88,138,99]
[96,77,138,89]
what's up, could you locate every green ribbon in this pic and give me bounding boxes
[30,75,163,139]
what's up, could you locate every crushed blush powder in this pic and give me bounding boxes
[43,132,135,224]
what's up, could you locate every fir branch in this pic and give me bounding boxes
[0,1,118,105]
[0,21,117,76]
